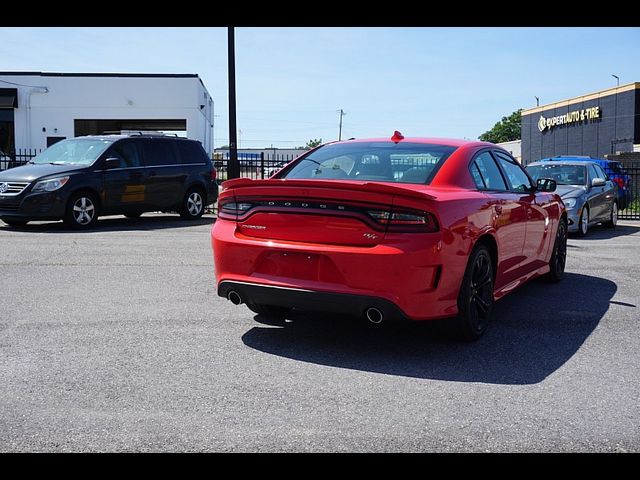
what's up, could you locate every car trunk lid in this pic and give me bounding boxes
[219,179,436,246]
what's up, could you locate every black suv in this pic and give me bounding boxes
[0,134,218,229]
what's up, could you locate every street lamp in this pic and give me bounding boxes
[612,74,619,86]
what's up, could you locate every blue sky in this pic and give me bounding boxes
[2,27,639,148]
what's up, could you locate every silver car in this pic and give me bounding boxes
[526,160,618,236]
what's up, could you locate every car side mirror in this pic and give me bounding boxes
[536,178,557,192]
[592,177,606,187]
[104,157,121,169]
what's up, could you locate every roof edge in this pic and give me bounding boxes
[522,82,640,115]
[0,71,199,79]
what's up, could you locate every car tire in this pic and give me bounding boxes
[1,217,28,227]
[545,217,568,283]
[246,303,291,318]
[604,202,618,229]
[448,244,494,342]
[64,191,99,229]
[576,205,589,237]
[179,188,205,220]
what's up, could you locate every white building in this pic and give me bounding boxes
[0,72,214,155]
[496,139,522,163]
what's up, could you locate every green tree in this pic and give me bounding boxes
[303,138,322,150]
[479,109,522,143]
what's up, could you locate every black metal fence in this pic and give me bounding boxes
[3,149,639,220]
[0,149,42,171]
[212,152,299,181]
[620,162,640,220]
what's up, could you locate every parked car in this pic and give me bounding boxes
[0,134,218,229]
[212,134,567,341]
[539,156,632,210]
[526,160,617,236]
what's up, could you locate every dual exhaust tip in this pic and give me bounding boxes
[227,290,242,305]
[364,307,384,324]
[226,289,384,324]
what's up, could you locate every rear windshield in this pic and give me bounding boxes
[279,142,457,184]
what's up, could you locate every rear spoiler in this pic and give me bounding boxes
[222,178,436,201]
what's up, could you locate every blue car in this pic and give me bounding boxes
[539,156,632,209]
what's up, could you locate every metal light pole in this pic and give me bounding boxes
[612,74,619,86]
[337,109,346,141]
[228,27,239,179]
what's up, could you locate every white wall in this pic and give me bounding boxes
[496,139,522,162]
[1,74,213,153]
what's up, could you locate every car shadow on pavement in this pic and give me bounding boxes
[570,223,640,240]
[0,214,216,233]
[241,272,616,385]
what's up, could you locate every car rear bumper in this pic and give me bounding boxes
[212,219,464,320]
[218,280,411,321]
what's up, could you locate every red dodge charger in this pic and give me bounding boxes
[212,133,567,340]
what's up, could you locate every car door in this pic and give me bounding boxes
[469,150,526,289]
[140,138,185,209]
[593,163,616,220]
[586,163,608,221]
[493,151,551,270]
[100,139,147,213]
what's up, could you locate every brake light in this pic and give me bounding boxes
[211,167,217,181]
[366,208,438,233]
[218,199,254,220]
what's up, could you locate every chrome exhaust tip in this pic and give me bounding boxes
[365,307,383,324]
[227,290,243,305]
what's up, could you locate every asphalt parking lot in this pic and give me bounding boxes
[1,214,639,452]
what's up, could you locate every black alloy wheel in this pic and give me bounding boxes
[450,244,494,341]
[545,218,568,283]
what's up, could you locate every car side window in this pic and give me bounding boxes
[141,140,179,166]
[177,141,208,165]
[470,151,507,191]
[494,151,532,193]
[107,140,141,168]
[594,164,608,181]
[588,164,599,183]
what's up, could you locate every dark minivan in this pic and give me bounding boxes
[0,134,218,229]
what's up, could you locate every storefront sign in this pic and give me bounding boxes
[538,106,601,132]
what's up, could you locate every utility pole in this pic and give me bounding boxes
[337,109,346,141]
[228,27,239,179]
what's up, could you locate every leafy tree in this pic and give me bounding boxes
[303,138,322,150]
[479,109,522,143]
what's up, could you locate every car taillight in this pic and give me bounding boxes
[217,199,254,220]
[211,168,217,181]
[366,208,438,233]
